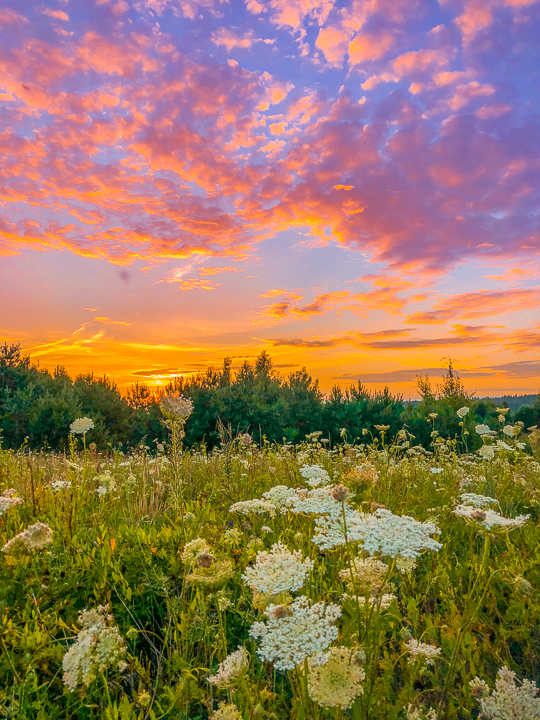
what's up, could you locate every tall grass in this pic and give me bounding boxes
[0,416,539,720]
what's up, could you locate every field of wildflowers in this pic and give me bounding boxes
[0,402,539,720]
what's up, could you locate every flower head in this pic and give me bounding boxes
[249,595,341,671]
[207,647,249,688]
[308,646,365,709]
[453,505,529,531]
[229,499,277,517]
[457,406,470,418]
[2,522,53,555]
[299,464,331,487]
[405,639,442,667]
[70,417,94,435]
[62,605,126,692]
[471,666,540,719]
[159,394,194,419]
[242,542,314,595]
[210,703,242,720]
[0,489,23,517]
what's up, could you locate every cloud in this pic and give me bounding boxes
[211,28,275,52]
[406,289,540,325]
[39,8,70,21]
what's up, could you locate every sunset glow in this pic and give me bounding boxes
[0,0,538,396]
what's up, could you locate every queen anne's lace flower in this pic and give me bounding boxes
[307,646,365,709]
[299,464,331,487]
[2,522,53,555]
[249,595,341,671]
[70,417,94,435]
[457,406,470,418]
[459,493,497,508]
[405,639,442,667]
[207,647,249,687]
[471,666,540,719]
[453,504,529,530]
[503,425,517,437]
[285,486,344,517]
[229,499,277,517]
[479,445,495,460]
[182,538,210,565]
[51,480,71,492]
[62,605,126,691]
[261,485,297,511]
[339,557,387,594]
[475,424,491,435]
[159,394,194,419]
[242,542,314,595]
[0,489,23,517]
[210,703,242,720]
[312,508,442,558]
[406,705,438,720]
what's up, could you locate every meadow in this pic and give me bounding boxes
[0,402,539,720]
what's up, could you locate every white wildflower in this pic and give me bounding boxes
[51,480,72,492]
[242,542,314,595]
[503,425,517,437]
[182,538,210,565]
[453,505,529,530]
[0,489,23,517]
[2,522,53,555]
[471,666,540,719]
[285,486,344,518]
[312,508,442,558]
[396,556,417,574]
[406,705,438,720]
[459,493,497,508]
[475,424,491,435]
[307,646,365,709]
[70,417,95,435]
[207,647,249,687]
[299,464,331,487]
[62,605,126,692]
[159,394,193,419]
[249,595,341,671]
[430,468,443,474]
[405,639,442,667]
[457,407,470,418]
[229,499,276,517]
[261,485,297,511]
[479,445,495,460]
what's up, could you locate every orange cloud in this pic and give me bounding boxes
[349,32,394,65]
[40,8,70,21]
[199,266,242,275]
[406,289,540,325]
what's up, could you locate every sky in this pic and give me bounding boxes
[0,0,539,398]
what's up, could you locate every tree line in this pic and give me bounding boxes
[1,342,538,452]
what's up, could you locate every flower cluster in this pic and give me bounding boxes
[261,485,297,511]
[459,493,497,508]
[207,647,249,687]
[339,557,387,595]
[249,595,341,671]
[70,417,95,435]
[242,542,314,595]
[0,489,23,517]
[210,703,242,720]
[182,538,210,565]
[470,666,540,719]
[62,605,126,692]
[313,508,442,558]
[229,499,277,517]
[406,705,438,720]
[2,522,53,555]
[51,480,72,492]
[457,406,470,418]
[159,394,194,419]
[307,646,365,709]
[453,505,529,530]
[285,486,344,518]
[299,464,331,487]
[404,639,442,667]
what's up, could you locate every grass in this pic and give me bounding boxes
[0,418,539,720]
